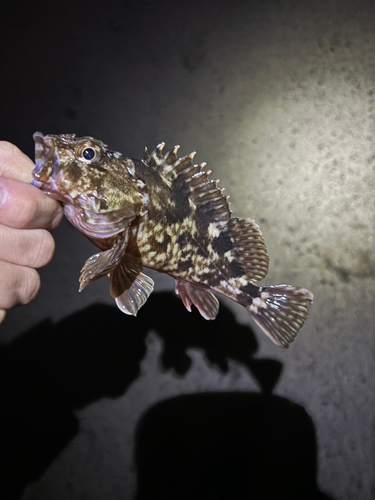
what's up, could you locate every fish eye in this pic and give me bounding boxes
[76,143,102,164]
[83,147,95,160]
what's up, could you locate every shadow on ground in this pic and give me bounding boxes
[0,292,319,499]
[135,392,334,500]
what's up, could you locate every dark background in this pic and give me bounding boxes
[1,1,374,499]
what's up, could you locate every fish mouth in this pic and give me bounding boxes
[32,132,60,186]
[31,132,70,204]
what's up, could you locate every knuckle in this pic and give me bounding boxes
[0,141,20,157]
[0,143,33,183]
[33,230,55,268]
[50,205,64,230]
[0,309,6,323]
[0,142,23,175]
[17,196,40,227]
[18,267,41,305]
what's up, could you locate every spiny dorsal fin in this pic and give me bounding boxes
[144,143,165,169]
[145,142,181,172]
[144,143,231,222]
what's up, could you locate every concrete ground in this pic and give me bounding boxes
[0,1,374,498]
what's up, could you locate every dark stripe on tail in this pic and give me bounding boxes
[240,282,261,298]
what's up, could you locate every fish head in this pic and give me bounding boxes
[31,132,144,238]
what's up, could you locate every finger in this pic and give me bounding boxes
[0,261,40,309]
[0,310,6,324]
[0,224,55,268]
[0,177,63,230]
[0,141,35,183]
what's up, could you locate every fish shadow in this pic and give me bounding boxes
[0,292,281,498]
[138,292,282,393]
[135,393,334,500]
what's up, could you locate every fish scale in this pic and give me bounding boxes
[31,132,313,348]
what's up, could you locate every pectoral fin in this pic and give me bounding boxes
[175,280,219,320]
[110,261,154,316]
[79,231,129,291]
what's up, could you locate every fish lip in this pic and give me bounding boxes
[30,175,67,203]
[30,178,43,189]
[36,186,70,204]
[32,131,61,184]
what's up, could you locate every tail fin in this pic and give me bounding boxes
[247,285,313,348]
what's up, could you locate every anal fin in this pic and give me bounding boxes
[110,261,154,316]
[175,280,219,320]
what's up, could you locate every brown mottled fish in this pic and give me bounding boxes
[31,132,313,348]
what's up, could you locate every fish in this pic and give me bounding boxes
[31,131,313,348]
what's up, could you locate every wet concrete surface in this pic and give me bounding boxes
[0,1,374,498]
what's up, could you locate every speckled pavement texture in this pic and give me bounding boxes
[0,1,374,499]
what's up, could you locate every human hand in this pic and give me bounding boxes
[0,141,63,323]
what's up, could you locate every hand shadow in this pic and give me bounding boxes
[135,393,334,500]
[0,292,281,499]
